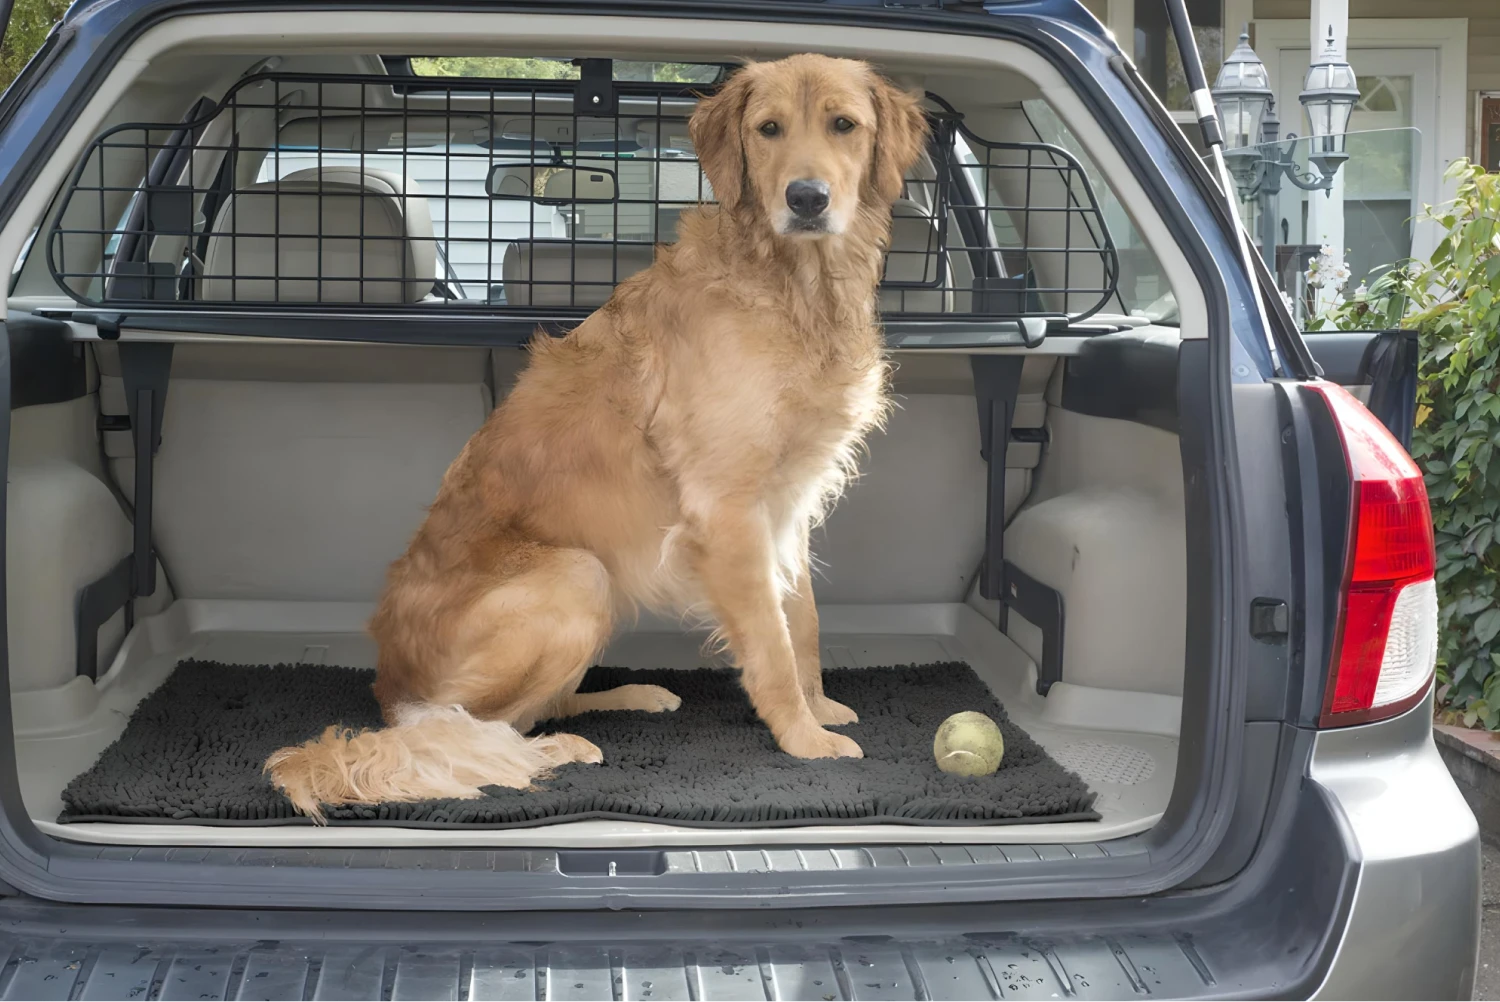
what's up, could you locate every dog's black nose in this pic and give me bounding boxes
[785,179,830,218]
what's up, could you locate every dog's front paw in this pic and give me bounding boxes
[780,725,863,759]
[619,684,682,712]
[810,696,858,726]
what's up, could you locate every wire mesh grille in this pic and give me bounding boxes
[46,71,1119,323]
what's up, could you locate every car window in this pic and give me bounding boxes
[1022,99,1175,323]
[401,57,724,85]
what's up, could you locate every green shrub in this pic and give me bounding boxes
[0,0,70,92]
[1313,160,1500,727]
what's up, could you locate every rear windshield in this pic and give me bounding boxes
[400,57,726,84]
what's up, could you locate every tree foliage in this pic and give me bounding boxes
[409,57,717,84]
[0,0,70,92]
[1313,160,1500,727]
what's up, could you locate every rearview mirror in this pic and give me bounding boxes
[486,164,618,204]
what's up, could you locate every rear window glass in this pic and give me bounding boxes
[401,57,725,84]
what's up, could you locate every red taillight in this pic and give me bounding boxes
[1308,382,1437,728]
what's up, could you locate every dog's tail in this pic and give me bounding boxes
[264,704,602,823]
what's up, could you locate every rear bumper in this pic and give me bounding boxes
[0,714,1473,1001]
[1308,695,1481,1000]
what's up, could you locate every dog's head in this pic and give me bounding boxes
[689,54,929,239]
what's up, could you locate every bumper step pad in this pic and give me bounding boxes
[0,932,1217,1000]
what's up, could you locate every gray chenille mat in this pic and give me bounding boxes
[59,660,1098,828]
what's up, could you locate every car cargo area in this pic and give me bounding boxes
[11,337,1186,847]
[6,35,1196,852]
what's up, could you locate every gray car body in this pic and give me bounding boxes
[0,0,1479,998]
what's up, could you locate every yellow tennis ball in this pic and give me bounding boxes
[933,711,1005,776]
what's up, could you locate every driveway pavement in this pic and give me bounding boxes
[1479,841,1500,999]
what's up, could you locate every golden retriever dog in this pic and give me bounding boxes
[266,53,929,820]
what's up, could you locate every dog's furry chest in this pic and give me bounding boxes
[769,357,886,480]
[630,341,887,614]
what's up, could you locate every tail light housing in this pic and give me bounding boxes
[1309,382,1437,728]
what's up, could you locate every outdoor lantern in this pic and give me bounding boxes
[1300,26,1360,176]
[1208,27,1354,270]
[1259,94,1281,146]
[1212,31,1274,150]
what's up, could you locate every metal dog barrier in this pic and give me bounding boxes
[46,66,1120,326]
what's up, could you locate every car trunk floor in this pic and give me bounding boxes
[14,601,1179,847]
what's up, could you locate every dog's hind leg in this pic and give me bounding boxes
[447,548,681,724]
[553,684,682,716]
[445,548,631,740]
[269,546,621,818]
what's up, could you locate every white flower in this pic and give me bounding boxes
[1280,290,1296,315]
[1305,246,1353,293]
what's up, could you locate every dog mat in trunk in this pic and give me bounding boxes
[59,661,1098,828]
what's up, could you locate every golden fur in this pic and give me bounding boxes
[266,54,930,821]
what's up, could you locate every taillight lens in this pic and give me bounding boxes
[1308,382,1437,727]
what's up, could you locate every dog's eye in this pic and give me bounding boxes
[758,121,780,138]
[833,116,857,134]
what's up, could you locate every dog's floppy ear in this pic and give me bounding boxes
[690,66,755,212]
[866,74,929,205]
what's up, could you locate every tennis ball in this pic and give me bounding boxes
[933,711,1005,776]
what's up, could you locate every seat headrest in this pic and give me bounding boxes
[199,166,436,303]
[490,165,535,199]
[500,240,655,308]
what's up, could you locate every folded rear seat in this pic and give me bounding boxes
[502,197,950,312]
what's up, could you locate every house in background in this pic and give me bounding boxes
[1082,0,1496,307]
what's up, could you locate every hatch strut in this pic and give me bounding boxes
[1163,0,1286,373]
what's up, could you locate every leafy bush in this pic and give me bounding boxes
[0,0,70,92]
[1313,160,1500,727]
